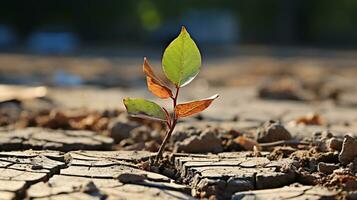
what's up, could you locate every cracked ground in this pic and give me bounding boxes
[0,48,356,199]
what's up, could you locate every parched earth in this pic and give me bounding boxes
[0,50,357,199]
[0,86,356,200]
[0,149,348,200]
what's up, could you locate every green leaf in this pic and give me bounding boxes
[123,98,167,121]
[162,26,201,87]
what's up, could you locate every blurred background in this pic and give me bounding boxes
[0,0,357,95]
[2,0,357,49]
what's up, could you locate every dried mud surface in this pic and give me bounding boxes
[1,89,356,199]
[0,51,357,199]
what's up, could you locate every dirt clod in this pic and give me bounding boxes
[318,162,339,174]
[174,129,223,153]
[118,173,147,183]
[268,146,296,160]
[339,135,357,165]
[327,137,343,151]
[256,120,292,143]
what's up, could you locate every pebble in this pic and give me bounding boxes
[256,120,292,143]
[339,135,357,165]
[317,162,339,174]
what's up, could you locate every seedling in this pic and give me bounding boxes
[123,26,218,164]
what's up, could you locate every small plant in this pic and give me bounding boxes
[123,26,218,164]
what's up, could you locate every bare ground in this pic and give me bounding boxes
[0,48,356,199]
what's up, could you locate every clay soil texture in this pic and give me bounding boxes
[0,48,356,200]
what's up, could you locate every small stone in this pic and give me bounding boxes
[173,130,223,153]
[339,135,357,165]
[317,162,339,174]
[81,181,100,193]
[31,164,43,170]
[327,137,343,151]
[256,120,292,143]
[118,173,147,183]
[81,181,108,199]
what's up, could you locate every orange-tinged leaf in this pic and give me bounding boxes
[175,94,219,118]
[143,58,173,99]
[143,58,158,81]
[146,76,172,99]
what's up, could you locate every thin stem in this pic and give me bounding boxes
[154,121,176,164]
[162,107,171,128]
[154,86,180,164]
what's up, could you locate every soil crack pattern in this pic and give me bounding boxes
[167,151,347,200]
[0,128,114,152]
[0,150,195,200]
[0,150,67,199]
[0,150,350,200]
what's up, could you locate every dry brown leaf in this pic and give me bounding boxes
[293,113,324,126]
[143,58,173,99]
[234,136,261,151]
[175,94,218,118]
